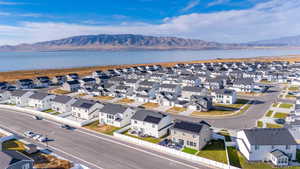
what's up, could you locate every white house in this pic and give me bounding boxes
[0,90,10,102]
[99,103,135,128]
[181,86,207,99]
[62,80,80,92]
[71,99,103,120]
[9,90,34,106]
[211,89,237,104]
[27,92,55,111]
[237,128,297,166]
[51,95,76,113]
[130,110,172,138]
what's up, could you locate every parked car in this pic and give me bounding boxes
[61,124,72,130]
[33,116,43,120]
[33,134,42,140]
[24,131,35,138]
[275,118,285,124]
[37,136,48,142]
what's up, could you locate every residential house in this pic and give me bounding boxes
[9,90,34,106]
[67,73,79,80]
[99,103,135,127]
[27,92,55,111]
[16,79,34,89]
[0,150,34,169]
[230,78,254,93]
[62,80,80,92]
[188,95,213,112]
[51,95,76,113]
[237,128,297,166]
[52,75,67,85]
[131,110,172,138]
[34,76,51,88]
[0,90,10,101]
[170,120,212,150]
[79,78,96,87]
[211,89,237,104]
[0,82,8,90]
[181,86,207,99]
[158,84,181,96]
[71,99,103,120]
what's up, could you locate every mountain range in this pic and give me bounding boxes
[1,34,300,52]
[0,34,243,52]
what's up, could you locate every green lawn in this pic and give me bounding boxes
[272,103,279,107]
[182,147,198,155]
[265,110,273,117]
[266,123,283,128]
[215,99,249,109]
[52,112,61,116]
[43,109,54,113]
[279,103,293,109]
[257,121,263,128]
[197,139,227,164]
[124,131,162,144]
[273,112,288,119]
[228,146,300,169]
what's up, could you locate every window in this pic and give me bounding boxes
[255,145,259,150]
[286,145,290,150]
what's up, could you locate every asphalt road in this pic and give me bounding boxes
[171,85,284,129]
[0,109,211,169]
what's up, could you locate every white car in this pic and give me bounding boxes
[23,131,35,138]
[37,136,48,142]
[32,134,42,140]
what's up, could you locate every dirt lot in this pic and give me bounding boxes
[30,152,73,169]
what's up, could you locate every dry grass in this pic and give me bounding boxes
[116,98,135,104]
[2,56,300,83]
[31,153,73,169]
[84,121,120,135]
[94,95,114,101]
[50,89,71,95]
[76,93,87,97]
[142,102,159,109]
[166,106,187,114]
[2,139,26,151]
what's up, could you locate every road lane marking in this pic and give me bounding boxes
[0,108,204,169]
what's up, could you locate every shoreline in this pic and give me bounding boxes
[1,55,300,83]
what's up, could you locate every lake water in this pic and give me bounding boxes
[0,49,300,72]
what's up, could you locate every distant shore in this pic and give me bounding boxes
[1,55,300,83]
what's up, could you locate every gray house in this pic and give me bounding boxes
[170,120,212,150]
[51,95,76,113]
[0,150,34,169]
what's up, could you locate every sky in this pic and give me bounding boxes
[0,0,300,45]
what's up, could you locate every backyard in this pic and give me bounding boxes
[279,103,293,109]
[273,112,288,119]
[166,106,187,114]
[182,147,198,155]
[123,131,162,144]
[266,123,283,128]
[197,139,227,164]
[228,147,300,169]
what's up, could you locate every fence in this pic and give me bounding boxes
[0,104,91,128]
[114,128,240,169]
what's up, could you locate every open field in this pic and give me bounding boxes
[2,56,300,83]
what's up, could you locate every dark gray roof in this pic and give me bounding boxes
[172,120,209,134]
[10,90,30,97]
[99,103,128,115]
[182,86,203,92]
[132,110,167,124]
[139,80,155,86]
[160,83,177,89]
[52,95,73,104]
[243,128,297,145]
[72,99,98,109]
[66,80,80,85]
[81,78,95,82]
[0,151,33,169]
[213,89,235,95]
[29,92,51,100]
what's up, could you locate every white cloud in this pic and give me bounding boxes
[207,0,229,7]
[180,0,200,12]
[1,0,300,45]
[0,1,23,5]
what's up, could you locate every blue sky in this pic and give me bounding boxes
[0,0,299,45]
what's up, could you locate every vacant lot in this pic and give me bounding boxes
[142,102,159,109]
[116,98,135,104]
[50,89,71,95]
[94,96,114,101]
[166,106,187,114]
[30,152,73,169]
[84,121,120,135]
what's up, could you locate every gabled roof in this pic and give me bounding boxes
[29,92,52,100]
[172,120,210,134]
[10,90,31,97]
[52,95,74,104]
[182,86,203,92]
[243,128,297,145]
[132,110,167,124]
[66,80,80,85]
[71,99,98,109]
[99,103,129,115]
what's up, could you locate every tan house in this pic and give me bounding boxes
[170,120,212,150]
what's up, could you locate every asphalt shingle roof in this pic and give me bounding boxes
[132,110,166,124]
[99,103,128,115]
